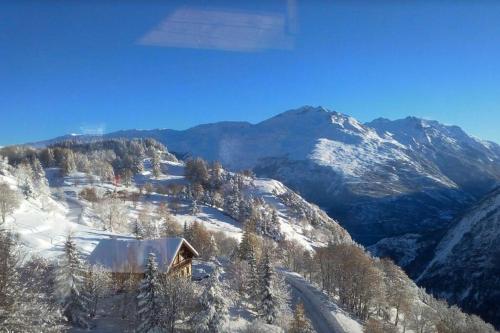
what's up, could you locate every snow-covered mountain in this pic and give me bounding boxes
[417,187,500,329]
[33,106,500,271]
[367,116,500,195]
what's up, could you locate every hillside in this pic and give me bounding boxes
[0,150,358,331]
[34,107,500,275]
[417,187,500,329]
[1,139,498,332]
[0,159,349,259]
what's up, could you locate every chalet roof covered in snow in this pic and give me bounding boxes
[87,237,198,273]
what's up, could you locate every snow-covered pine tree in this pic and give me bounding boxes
[268,209,281,239]
[20,177,34,199]
[191,200,201,215]
[195,267,229,333]
[0,230,28,330]
[257,249,291,325]
[238,196,253,223]
[207,235,218,259]
[0,231,64,332]
[61,149,77,176]
[152,151,162,178]
[30,157,44,180]
[237,224,258,261]
[132,219,146,240]
[137,253,165,333]
[258,250,278,324]
[30,158,51,209]
[183,222,192,243]
[223,189,240,219]
[55,234,90,328]
[247,248,260,306]
[209,161,223,190]
[14,162,36,199]
[40,147,55,168]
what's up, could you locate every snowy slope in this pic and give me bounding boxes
[0,157,361,332]
[418,187,500,329]
[28,106,500,271]
[0,158,349,260]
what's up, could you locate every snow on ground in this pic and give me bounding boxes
[1,172,119,258]
[1,159,364,332]
[2,159,333,259]
[335,312,364,333]
[417,192,500,281]
[248,178,325,250]
[283,270,363,333]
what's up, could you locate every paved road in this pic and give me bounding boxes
[283,271,346,333]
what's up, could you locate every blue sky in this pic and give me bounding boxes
[1,0,500,145]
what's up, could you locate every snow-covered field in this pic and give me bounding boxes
[0,158,362,332]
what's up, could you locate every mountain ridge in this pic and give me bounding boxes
[19,105,500,327]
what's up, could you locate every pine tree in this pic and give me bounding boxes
[15,163,36,199]
[0,231,63,332]
[183,222,192,243]
[132,219,145,239]
[207,235,218,259]
[55,235,90,328]
[258,251,278,324]
[31,157,45,182]
[247,248,260,306]
[61,149,76,176]
[31,158,51,208]
[21,177,34,199]
[40,148,55,168]
[237,225,258,261]
[137,253,165,333]
[191,200,201,215]
[269,209,281,239]
[209,161,223,190]
[195,267,229,333]
[152,152,162,178]
[223,190,240,219]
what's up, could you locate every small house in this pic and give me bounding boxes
[88,237,199,281]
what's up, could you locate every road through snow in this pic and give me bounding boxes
[283,270,347,333]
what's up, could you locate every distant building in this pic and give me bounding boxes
[88,237,199,280]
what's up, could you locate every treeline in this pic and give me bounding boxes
[0,138,175,181]
[225,226,315,332]
[182,157,347,243]
[278,240,497,333]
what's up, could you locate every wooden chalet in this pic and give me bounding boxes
[87,237,199,282]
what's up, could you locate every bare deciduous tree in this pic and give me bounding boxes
[0,182,20,224]
[95,197,128,232]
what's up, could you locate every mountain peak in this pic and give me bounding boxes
[274,105,331,117]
